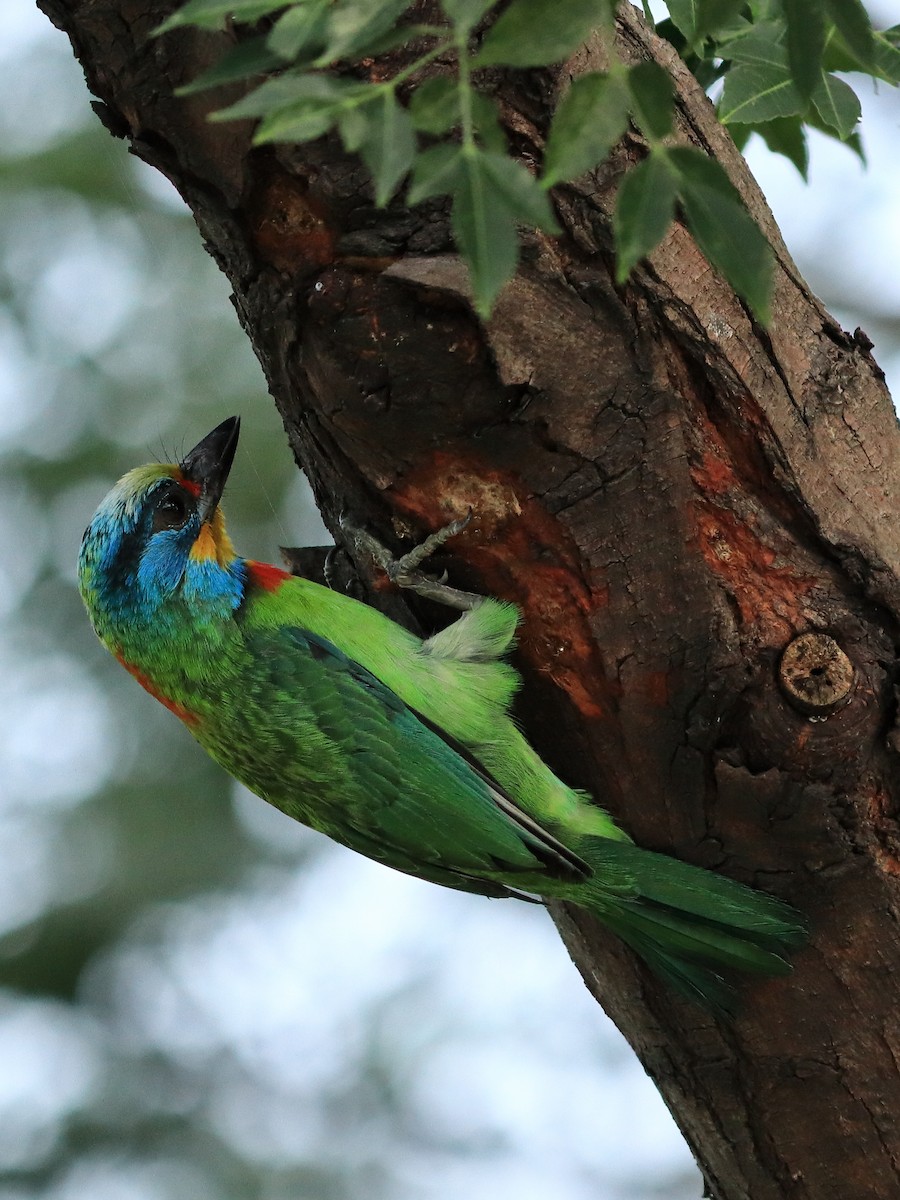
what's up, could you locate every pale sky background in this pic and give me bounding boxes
[0,3,897,1198]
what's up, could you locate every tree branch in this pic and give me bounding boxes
[39,0,900,1195]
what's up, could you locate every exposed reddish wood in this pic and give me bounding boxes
[247,168,337,275]
[390,451,614,722]
[693,502,817,635]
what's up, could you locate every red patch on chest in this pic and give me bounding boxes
[247,560,292,592]
[116,654,199,727]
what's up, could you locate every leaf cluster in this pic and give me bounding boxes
[658,0,900,177]
[155,0,898,320]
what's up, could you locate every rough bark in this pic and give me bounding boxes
[38,1,900,1196]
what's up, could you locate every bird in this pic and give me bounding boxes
[78,416,806,1013]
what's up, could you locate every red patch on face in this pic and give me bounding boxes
[115,653,199,727]
[247,560,292,592]
[173,471,201,498]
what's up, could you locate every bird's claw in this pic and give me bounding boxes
[343,510,483,612]
[389,509,473,578]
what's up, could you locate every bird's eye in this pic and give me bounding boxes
[152,489,191,533]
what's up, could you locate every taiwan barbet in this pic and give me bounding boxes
[78,418,806,1013]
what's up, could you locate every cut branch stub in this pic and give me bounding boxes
[778,632,856,716]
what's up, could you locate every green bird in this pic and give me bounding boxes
[78,417,805,1013]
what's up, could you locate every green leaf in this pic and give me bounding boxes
[471,92,507,153]
[479,153,560,231]
[668,146,773,321]
[823,0,875,70]
[706,0,748,37]
[211,72,354,121]
[613,152,678,280]
[666,0,699,42]
[155,0,287,34]
[805,104,866,162]
[254,102,343,142]
[810,72,861,140]
[735,115,809,178]
[542,72,630,188]
[343,23,434,55]
[267,0,331,59]
[839,130,865,164]
[407,143,464,203]
[719,49,804,124]
[440,0,495,32]
[728,122,752,152]
[409,77,459,134]
[818,23,900,83]
[720,23,788,66]
[693,58,728,89]
[338,106,370,152]
[408,80,504,149]
[175,37,283,95]
[782,0,825,99]
[452,151,520,316]
[474,0,603,68]
[871,28,900,84]
[669,146,739,200]
[627,61,675,140]
[655,16,688,54]
[317,0,412,64]
[212,73,365,144]
[359,91,417,205]
[667,0,746,47]
[845,131,865,163]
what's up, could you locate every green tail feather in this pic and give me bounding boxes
[571,842,807,1015]
[601,919,741,1014]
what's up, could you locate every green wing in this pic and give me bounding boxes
[223,622,587,898]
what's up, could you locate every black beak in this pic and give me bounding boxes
[180,416,240,523]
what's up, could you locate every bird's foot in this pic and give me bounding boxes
[342,511,483,612]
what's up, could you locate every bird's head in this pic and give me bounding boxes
[78,417,245,643]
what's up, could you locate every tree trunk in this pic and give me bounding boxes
[39,1,900,1196]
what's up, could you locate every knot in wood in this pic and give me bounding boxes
[778,632,855,716]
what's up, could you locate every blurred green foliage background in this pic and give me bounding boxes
[1,4,897,1199]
